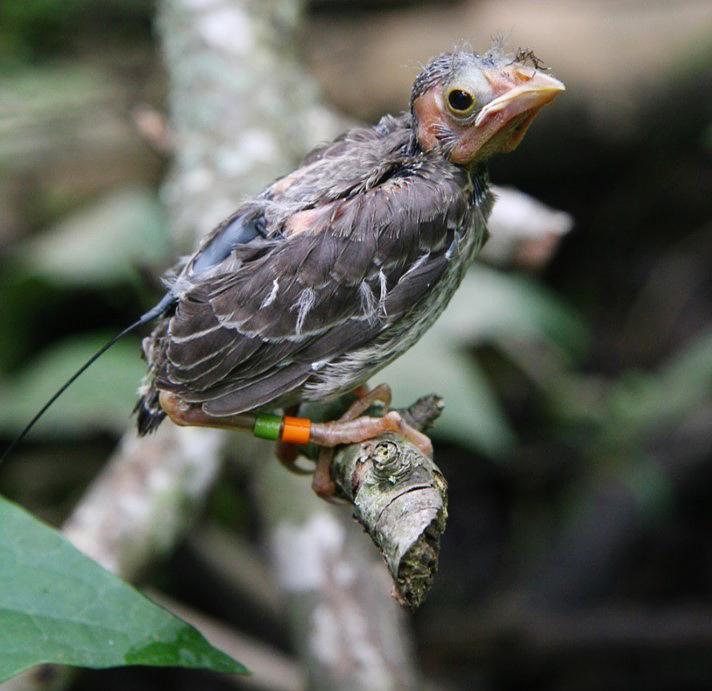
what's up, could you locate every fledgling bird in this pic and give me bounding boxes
[3,44,564,496]
[137,44,565,496]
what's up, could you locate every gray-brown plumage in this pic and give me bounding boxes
[136,45,564,436]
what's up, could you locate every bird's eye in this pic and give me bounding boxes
[446,88,476,116]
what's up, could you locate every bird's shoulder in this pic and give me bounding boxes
[262,111,459,210]
[259,114,472,241]
[181,113,471,279]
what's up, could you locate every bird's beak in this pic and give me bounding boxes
[475,69,566,128]
[434,63,565,166]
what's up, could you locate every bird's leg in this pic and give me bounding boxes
[159,392,255,430]
[311,384,392,499]
[340,383,392,421]
[160,391,310,458]
[310,383,433,499]
[159,388,433,499]
[275,405,312,476]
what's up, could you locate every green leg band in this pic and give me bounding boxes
[253,413,283,441]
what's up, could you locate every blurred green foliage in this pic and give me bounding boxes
[17,188,171,285]
[0,0,152,62]
[383,267,587,455]
[0,334,145,438]
[0,187,171,440]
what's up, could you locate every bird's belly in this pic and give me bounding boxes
[303,219,484,401]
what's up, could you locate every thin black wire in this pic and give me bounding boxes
[0,321,141,467]
[0,292,176,467]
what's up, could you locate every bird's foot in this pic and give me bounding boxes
[275,441,313,476]
[275,386,393,482]
[310,410,433,457]
[311,447,340,501]
[309,383,433,500]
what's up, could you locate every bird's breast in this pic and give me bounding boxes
[303,197,489,401]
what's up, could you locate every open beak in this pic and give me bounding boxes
[475,70,566,128]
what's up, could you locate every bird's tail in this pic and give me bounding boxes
[133,320,170,437]
[134,387,166,436]
[0,291,176,467]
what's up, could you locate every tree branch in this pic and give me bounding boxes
[330,395,447,609]
[255,452,422,691]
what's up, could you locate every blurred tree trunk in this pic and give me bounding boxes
[158,0,423,686]
[159,0,342,252]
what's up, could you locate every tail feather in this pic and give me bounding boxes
[135,389,166,436]
[134,309,172,436]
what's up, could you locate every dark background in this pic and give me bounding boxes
[1,1,711,689]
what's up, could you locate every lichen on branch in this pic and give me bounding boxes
[328,394,448,609]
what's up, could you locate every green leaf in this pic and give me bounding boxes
[17,187,172,286]
[0,495,246,681]
[381,335,515,457]
[0,333,145,437]
[0,65,119,169]
[607,328,712,431]
[440,266,587,356]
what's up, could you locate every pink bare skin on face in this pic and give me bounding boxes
[414,63,564,167]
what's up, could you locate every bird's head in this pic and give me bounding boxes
[411,45,565,167]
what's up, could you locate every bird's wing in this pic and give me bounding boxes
[157,161,469,415]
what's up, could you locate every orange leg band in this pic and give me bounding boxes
[281,416,312,445]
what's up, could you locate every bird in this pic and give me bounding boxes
[3,44,565,497]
